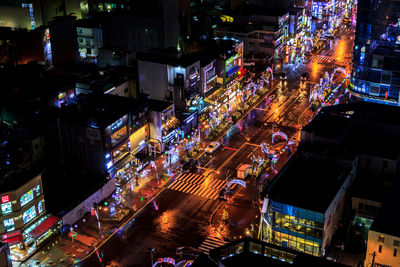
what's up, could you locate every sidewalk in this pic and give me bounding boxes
[23,145,186,266]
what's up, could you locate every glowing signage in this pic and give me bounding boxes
[153,258,175,266]
[225,54,238,73]
[162,129,178,142]
[227,179,246,188]
[1,195,9,203]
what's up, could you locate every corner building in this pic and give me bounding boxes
[350,0,400,105]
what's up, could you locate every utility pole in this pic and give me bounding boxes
[371,251,376,267]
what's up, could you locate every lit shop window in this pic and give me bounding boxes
[111,126,127,145]
[20,190,34,207]
[23,206,37,224]
[38,200,44,214]
[1,202,12,215]
[35,185,40,196]
[3,218,15,232]
[112,143,129,162]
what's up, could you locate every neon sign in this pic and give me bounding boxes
[1,195,9,203]
[227,179,246,188]
[272,132,288,142]
[153,258,175,266]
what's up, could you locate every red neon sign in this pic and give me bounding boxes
[1,195,9,203]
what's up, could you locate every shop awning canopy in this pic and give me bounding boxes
[28,215,60,239]
[3,234,22,246]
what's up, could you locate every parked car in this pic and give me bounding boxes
[205,141,220,153]
[176,246,201,258]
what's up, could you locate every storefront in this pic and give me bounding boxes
[161,116,180,150]
[264,200,323,257]
[24,215,61,247]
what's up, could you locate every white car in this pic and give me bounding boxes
[205,141,220,153]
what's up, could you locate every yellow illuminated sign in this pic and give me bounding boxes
[220,15,234,23]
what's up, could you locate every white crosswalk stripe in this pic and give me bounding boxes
[198,235,228,255]
[167,172,233,200]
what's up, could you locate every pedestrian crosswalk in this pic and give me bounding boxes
[309,55,352,66]
[167,172,233,200]
[198,235,228,255]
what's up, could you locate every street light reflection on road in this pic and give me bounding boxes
[157,210,177,232]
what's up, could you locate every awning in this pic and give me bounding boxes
[3,234,22,246]
[28,215,60,239]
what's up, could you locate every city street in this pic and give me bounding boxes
[78,29,354,267]
[80,68,316,267]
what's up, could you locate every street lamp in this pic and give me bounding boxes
[149,248,156,266]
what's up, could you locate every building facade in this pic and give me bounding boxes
[0,171,61,261]
[350,0,400,106]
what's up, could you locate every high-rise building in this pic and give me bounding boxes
[350,0,400,106]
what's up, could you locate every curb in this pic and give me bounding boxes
[75,170,180,266]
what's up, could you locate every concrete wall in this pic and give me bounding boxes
[61,178,115,225]
[322,169,355,255]
[365,230,400,267]
[138,60,169,101]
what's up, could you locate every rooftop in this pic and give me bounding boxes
[137,50,200,68]
[235,4,289,17]
[147,99,173,112]
[0,168,42,193]
[61,94,147,129]
[202,238,350,267]
[370,178,400,237]
[302,102,400,159]
[266,151,353,213]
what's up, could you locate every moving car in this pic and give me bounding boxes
[205,141,220,153]
[279,72,287,80]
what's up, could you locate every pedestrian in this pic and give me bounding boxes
[287,148,291,157]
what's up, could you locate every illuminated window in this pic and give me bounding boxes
[35,185,41,196]
[112,143,129,162]
[20,190,34,207]
[1,202,12,215]
[111,126,127,145]
[38,200,44,214]
[23,206,37,224]
[3,218,15,232]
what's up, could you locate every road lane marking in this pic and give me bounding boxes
[198,236,228,255]
[166,173,227,200]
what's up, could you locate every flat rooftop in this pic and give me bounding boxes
[370,179,400,237]
[0,168,42,193]
[267,151,352,213]
[61,94,147,129]
[302,102,400,159]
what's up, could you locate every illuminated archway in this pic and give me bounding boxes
[266,67,274,80]
[272,131,288,143]
[331,67,347,81]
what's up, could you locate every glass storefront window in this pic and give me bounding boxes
[1,202,12,214]
[3,218,15,232]
[35,185,40,196]
[111,126,127,146]
[112,143,129,163]
[23,206,36,224]
[20,190,34,207]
